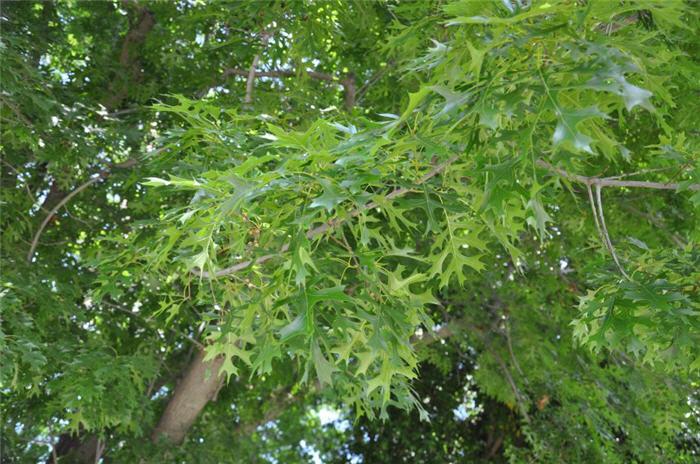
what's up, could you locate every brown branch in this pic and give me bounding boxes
[218,66,356,111]
[539,158,696,279]
[602,165,678,181]
[26,174,105,263]
[48,429,98,464]
[598,12,641,34]
[94,439,105,464]
[356,63,392,105]
[244,32,271,106]
[0,159,46,210]
[537,159,699,191]
[486,434,504,459]
[147,333,173,399]
[26,159,138,263]
[191,154,460,278]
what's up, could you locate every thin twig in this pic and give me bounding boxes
[0,95,35,128]
[103,300,205,349]
[191,154,460,278]
[664,164,690,187]
[0,159,45,210]
[225,67,338,82]
[541,158,692,280]
[464,323,531,423]
[586,181,627,280]
[94,438,105,464]
[504,319,526,382]
[356,64,392,105]
[602,165,677,180]
[621,204,687,248]
[49,424,58,463]
[586,184,609,253]
[146,332,174,398]
[596,184,631,280]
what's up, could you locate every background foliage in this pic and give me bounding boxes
[1,1,699,462]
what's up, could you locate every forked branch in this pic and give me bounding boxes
[539,159,696,280]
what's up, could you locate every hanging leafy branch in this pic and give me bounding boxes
[3,1,699,462]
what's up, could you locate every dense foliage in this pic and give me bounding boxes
[1,1,698,462]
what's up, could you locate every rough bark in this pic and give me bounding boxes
[104,1,155,109]
[151,349,226,445]
[341,72,356,111]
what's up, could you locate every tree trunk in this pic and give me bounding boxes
[104,2,155,109]
[151,348,225,445]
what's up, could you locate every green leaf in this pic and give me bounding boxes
[552,104,607,154]
[387,264,425,297]
[430,85,471,117]
[526,191,552,238]
[251,335,282,375]
[310,179,346,212]
[291,244,318,287]
[219,174,254,214]
[280,314,305,341]
[312,340,338,386]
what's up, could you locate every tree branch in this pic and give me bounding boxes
[26,174,105,263]
[539,158,696,279]
[602,165,678,181]
[151,348,226,445]
[244,32,271,106]
[537,159,699,191]
[0,95,35,128]
[223,68,337,82]
[341,72,356,111]
[26,160,138,263]
[191,154,460,278]
[216,66,355,111]
[504,318,526,382]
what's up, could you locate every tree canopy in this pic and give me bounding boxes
[1,1,699,462]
